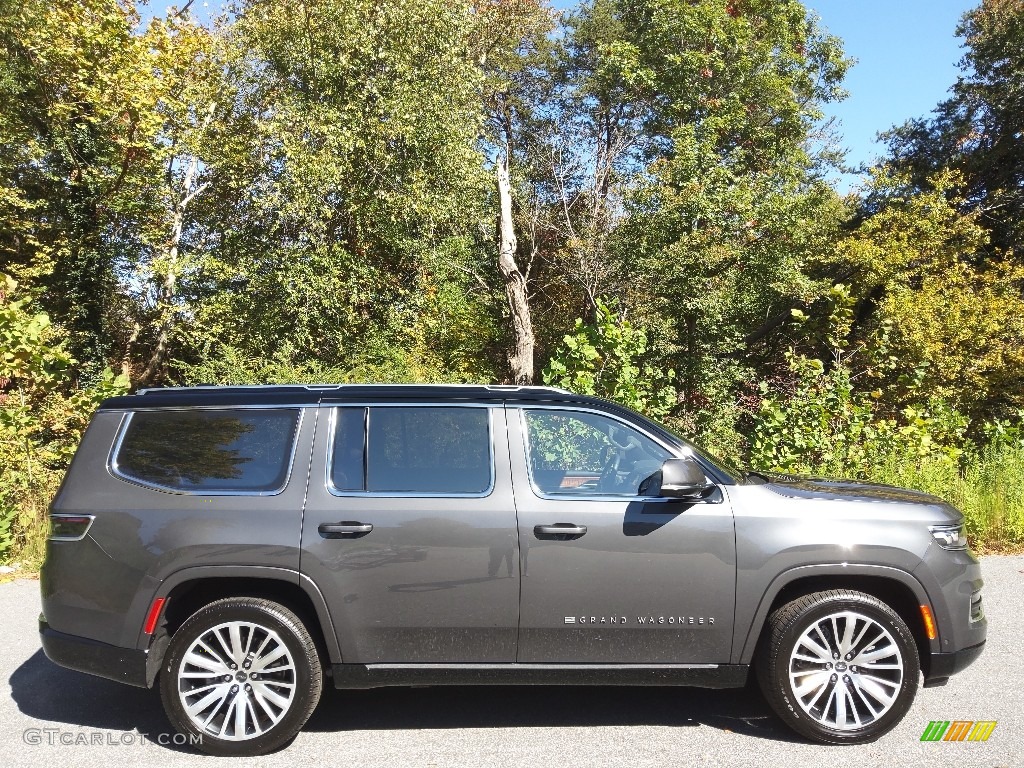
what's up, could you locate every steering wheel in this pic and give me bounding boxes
[598,447,621,492]
[598,429,642,493]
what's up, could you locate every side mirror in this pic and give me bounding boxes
[657,458,713,499]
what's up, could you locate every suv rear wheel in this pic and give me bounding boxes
[159,597,322,756]
[756,589,919,744]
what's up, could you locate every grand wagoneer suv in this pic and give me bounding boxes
[40,384,986,755]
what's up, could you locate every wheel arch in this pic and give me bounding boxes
[737,564,937,675]
[140,566,341,687]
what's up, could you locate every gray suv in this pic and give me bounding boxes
[40,384,986,755]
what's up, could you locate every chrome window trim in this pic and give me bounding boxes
[325,403,497,499]
[514,404,712,503]
[107,407,305,497]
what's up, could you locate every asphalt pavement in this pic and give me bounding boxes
[2,556,1020,768]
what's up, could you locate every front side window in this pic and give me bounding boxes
[114,409,300,493]
[329,406,492,495]
[523,409,672,497]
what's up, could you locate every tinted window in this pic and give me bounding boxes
[330,408,366,492]
[524,409,671,496]
[328,406,492,494]
[115,409,300,493]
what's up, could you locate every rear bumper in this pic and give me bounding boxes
[923,640,986,687]
[39,616,149,688]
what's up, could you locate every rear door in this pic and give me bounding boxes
[300,402,520,663]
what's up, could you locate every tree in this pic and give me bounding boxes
[0,0,167,375]
[472,0,556,384]
[170,0,500,384]
[601,0,850,431]
[832,170,1024,422]
[883,0,1024,261]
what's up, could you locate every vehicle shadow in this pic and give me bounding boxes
[9,649,190,751]
[11,650,801,746]
[307,680,800,742]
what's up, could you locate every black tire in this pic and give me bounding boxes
[159,597,322,756]
[756,589,919,744]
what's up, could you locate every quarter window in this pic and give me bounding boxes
[523,409,671,496]
[114,409,300,493]
[329,406,492,495]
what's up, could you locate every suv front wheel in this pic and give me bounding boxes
[756,589,920,744]
[159,597,323,756]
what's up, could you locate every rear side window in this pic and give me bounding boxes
[113,409,301,493]
[329,406,492,495]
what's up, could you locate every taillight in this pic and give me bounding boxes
[49,514,95,542]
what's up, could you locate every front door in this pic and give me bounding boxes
[301,403,520,663]
[509,406,736,663]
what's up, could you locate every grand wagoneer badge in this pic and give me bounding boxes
[564,615,715,625]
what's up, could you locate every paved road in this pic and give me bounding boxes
[3,556,1020,768]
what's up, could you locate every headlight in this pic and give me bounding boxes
[929,523,968,550]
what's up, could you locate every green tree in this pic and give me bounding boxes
[0,0,169,375]
[542,298,676,418]
[170,0,501,384]
[883,0,1024,261]
[830,170,1024,422]
[603,0,850,434]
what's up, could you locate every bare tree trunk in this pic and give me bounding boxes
[139,153,208,385]
[138,104,215,386]
[496,148,534,385]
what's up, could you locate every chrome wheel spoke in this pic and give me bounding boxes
[187,686,230,718]
[798,634,832,662]
[850,676,882,717]
[854,644,896,664]
[794,671,830,698]
[251,645,288,672]
[183,651,227,674]
[228,623,245,665]
[252,681,292,709]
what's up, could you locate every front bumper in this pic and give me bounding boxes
[923,640,986,687]
[39,616,149,688]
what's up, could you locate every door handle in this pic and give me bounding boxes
[534,523,587,538]
[318,522,373,539]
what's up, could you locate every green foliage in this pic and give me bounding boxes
[0,277,128,562]
[833,169,1024,420]
[882,0,1024,261]
[750,349,969,478]
[542,299,677,418]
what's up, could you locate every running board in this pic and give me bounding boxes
[332,663,749,690]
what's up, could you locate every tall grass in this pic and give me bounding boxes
[871,446,1024,552]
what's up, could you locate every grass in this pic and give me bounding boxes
[863,445,1024,553]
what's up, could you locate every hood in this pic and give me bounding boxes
[753,472,950,506]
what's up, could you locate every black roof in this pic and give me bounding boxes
[98,384,603,411]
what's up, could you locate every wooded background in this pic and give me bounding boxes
[2,0,1023,564]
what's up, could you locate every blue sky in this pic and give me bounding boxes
[805,0,976,188]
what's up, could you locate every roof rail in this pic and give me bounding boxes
[135,384,346,395]
[484,385,572,394]
[134,383,574,396]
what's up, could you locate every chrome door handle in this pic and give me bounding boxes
[534,524,587,537]
[318,522,373,538]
